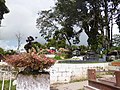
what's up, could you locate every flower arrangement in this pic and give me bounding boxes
[5,52,55,72]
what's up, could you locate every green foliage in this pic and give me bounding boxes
[46,39,56,48]
[110,46,120,51]
[0,47,17,55]
[0,47,5,55]
[80,51,87,55]
[57,40,66,49]
[112,59,120,62]
[60,53,69,59]
[4,50,17,55]
[31,42,43,52]
[79,45,88,50]
[0,0,5,3]
[0,80,16,90]
[102,46,120,55]
[36,0,82,46]
[71,45,78,50]
[46,38,66,49]
[54,55,62,60]
[36,0,120,52]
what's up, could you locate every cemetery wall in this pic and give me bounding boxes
[50,63,109,84]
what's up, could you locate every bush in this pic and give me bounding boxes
[5,52,56,72]
[54,55,62,60]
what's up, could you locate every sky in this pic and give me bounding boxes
[0,0,56,50]
[0,0,119,51]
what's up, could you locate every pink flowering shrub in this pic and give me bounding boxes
[5,52,55,71]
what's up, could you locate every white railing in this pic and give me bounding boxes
[0,62,17,90]
[0,71,13,90]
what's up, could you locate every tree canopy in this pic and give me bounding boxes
[36,0,120,52]
[0,0,9,15]
[0,0,9,26]
[46,38,66,49]
[0,47,4,54]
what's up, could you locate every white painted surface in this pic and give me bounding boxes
[50,63,109,84]
[71,56,84,60]
[0,62,8,66]
[16,73,50,90]
[0,62,109,85]
[108,65,120,71]
[45,54,55,58]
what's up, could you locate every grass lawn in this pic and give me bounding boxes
[0,80,16,90]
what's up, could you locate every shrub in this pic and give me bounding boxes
[5,52,55,72]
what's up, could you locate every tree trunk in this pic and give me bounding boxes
[104,0,110,49]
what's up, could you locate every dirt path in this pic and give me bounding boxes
[51,80,88,90]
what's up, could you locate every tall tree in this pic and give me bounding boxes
[102,0,120,48]
[116,14,120,31]
[77,0,120,50]
[36,0,120,52]
[36,0,82,47]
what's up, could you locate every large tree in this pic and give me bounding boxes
[36,0,81,47]
[77,0,120,50]
[46,38,66,49]
[116,14,120,31]
[36,0,120,51]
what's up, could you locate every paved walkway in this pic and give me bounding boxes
[50,75,113,90]
[51,81,88,90]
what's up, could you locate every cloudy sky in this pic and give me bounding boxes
[0,0,119,50]
[0,0,56,50]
